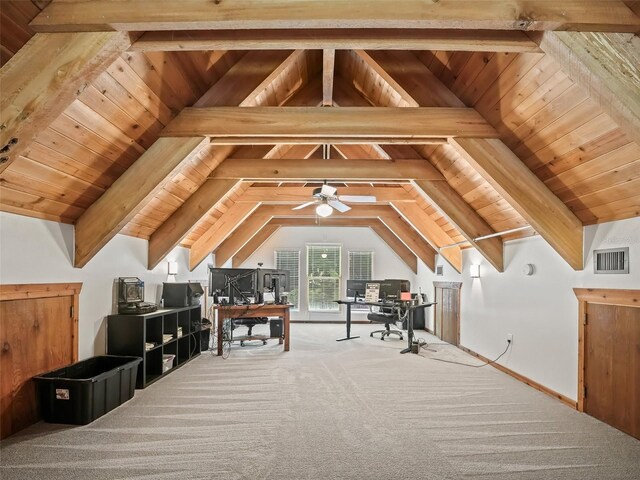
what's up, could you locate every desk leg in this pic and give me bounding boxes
[217,314,223,356]
[337,303,360,341]
[283,308,290,352]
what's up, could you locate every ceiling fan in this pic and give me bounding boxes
[291,183,376,217]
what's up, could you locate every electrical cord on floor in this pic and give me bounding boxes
[427,339,512,368]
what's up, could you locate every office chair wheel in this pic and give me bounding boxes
[370,333,374,337]
[240,341,245,347]
[262,340,267,345]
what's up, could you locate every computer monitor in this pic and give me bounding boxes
[208,267,257,303]
[379,279,410,300]
[162,282,204,307]
[256,268,290,303]
[346,279,368,298]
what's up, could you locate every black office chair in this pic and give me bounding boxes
[368,305,404,340]
[232,317,269,346]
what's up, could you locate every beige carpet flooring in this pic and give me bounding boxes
[1,323,639,479]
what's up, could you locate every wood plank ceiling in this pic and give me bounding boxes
[1,0,639,273]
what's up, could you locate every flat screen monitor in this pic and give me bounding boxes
[379,279,410,300]
[257,268,290,293]
[208,267,256,302]
[162,282,203,307]
[346,279,368,298]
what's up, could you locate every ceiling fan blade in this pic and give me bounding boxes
[338,195,377,203]
[320,184,337,197]
[292,201,316,211]
[328,199,351,213]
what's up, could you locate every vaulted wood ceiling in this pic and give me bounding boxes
[1,1,639,274]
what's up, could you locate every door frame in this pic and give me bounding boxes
[573,288,640,412]
[433,281,462,346]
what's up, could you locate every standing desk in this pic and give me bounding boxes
[214,304,291,356]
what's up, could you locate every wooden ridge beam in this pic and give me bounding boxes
[0,32,131,173]
[75,137,207,268]
[323,49,335,107]
[232,224,280,268]
[535,31,640,146]
[236,186,414,203]
[451,138,584,270]
[391,202,462,273]
[161,107,498,139]
[211,158,445,181]
[31,1,640,32]
[189,202,259,271]
[133,29,542,52]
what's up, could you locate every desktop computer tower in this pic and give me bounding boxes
[270,319,283,338]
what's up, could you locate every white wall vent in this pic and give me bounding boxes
[436,265,444,276]
[594,247,629,274]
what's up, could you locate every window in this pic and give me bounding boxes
[349,251,373,280]
[275,250,300,309]
[307,245,341,312]
[348,251,373,309]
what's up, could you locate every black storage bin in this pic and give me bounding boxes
[34,355,141,425]
[270,319,283,338]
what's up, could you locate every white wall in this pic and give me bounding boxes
[454,216,640,402]
[0,212,210,360]
[232,226,430,321]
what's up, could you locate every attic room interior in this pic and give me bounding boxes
[1,1,639,478]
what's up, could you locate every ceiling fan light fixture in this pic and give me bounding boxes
[316,203,333,217]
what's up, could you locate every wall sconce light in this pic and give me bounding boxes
[167,261,178,276]
[470,264,480,278]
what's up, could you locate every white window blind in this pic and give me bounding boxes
[349,251,373,280]
[275,250,300,309]
[307,245,341,312]
[348,251,373,309]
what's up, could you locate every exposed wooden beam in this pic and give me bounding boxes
[208,137,448,145]
[269,218,374,227]
[189,202,259,271]
[210,158,443,181]
[333,70,504,271]
[232,224,280,268]
[161,107,498,139]
[413,180,504,272]
[148,179,238,270]
[369,221,418,274]
[535,31,640,146]
[133,29,542,52]
[259,204,396,218]
[145,50,300,269]
[75,137,207,268]
[323,49,335,107]
[214,210,274,267]
[380,214,437,271]
[451,138,584,270]
[391,202,462,273]
[31,1,640,32]
[0,32,131,173]
[236,186,414,203]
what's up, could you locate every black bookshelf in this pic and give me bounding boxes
[107,305,203,388]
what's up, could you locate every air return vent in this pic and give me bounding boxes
[594,247,629,274]
[436,265,444,276]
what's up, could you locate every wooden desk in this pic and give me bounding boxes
[214,304,291,356]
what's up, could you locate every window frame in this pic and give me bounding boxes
[306,244,342,313]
